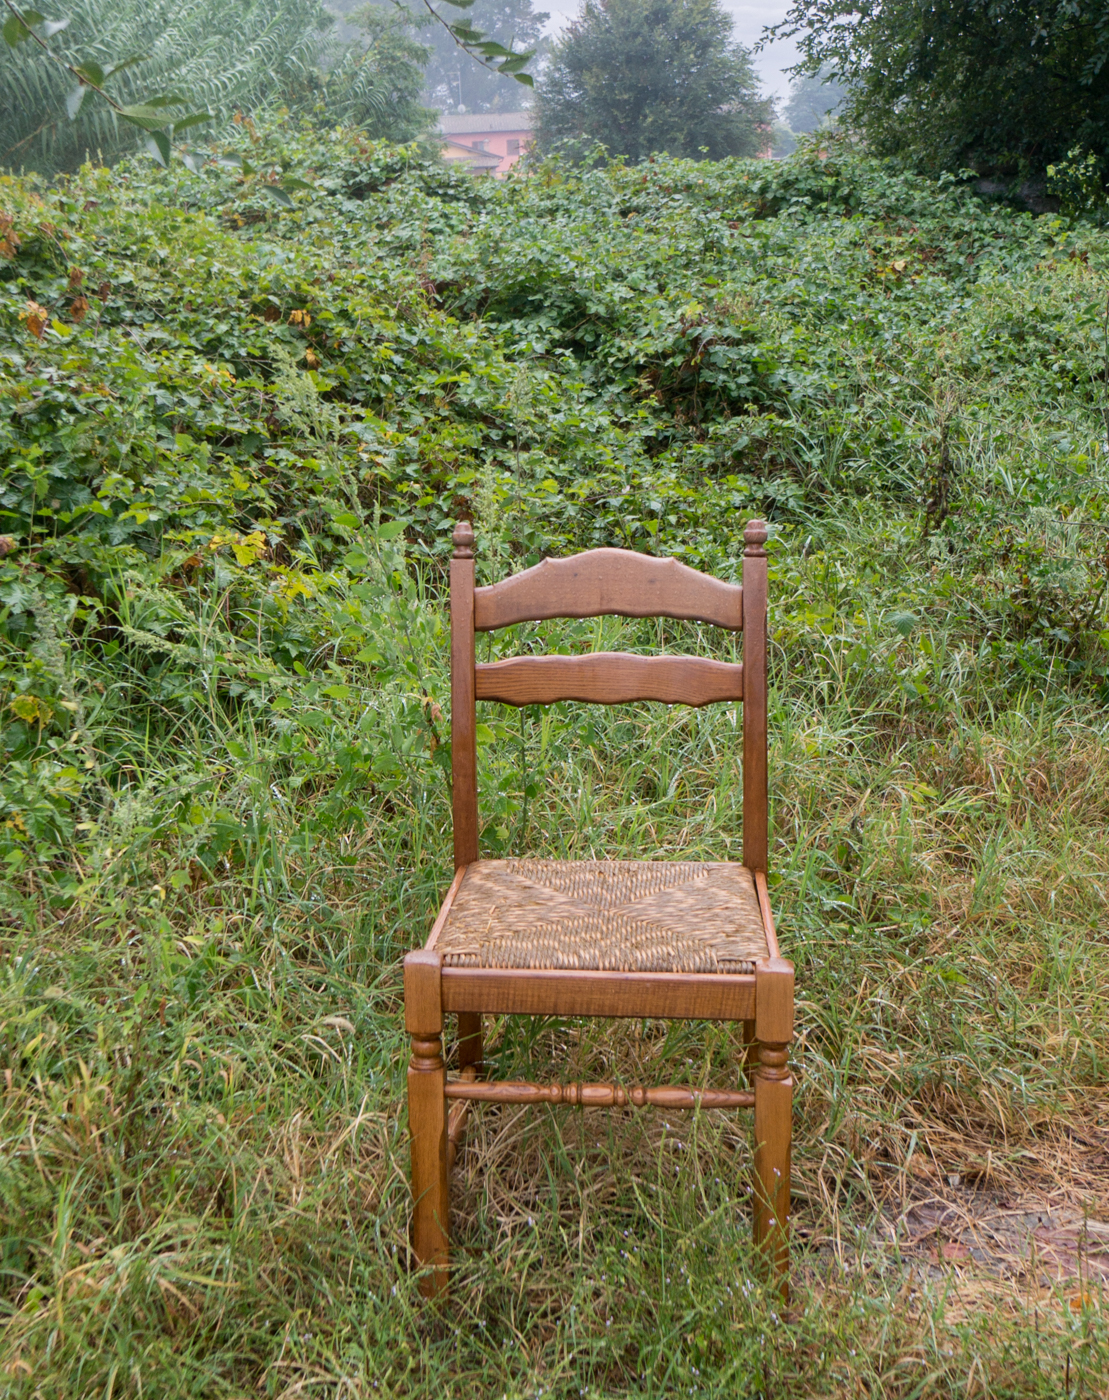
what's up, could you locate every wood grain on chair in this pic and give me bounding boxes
[403,518,793,1300]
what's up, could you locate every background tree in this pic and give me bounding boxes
[772,0,1109,176]
[292,3,432,139]
[328,0,537,109]
[1,0,328,175]
[782,65,846,133]
[536,0,772,162]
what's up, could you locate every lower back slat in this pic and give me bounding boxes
[474,652,743,708]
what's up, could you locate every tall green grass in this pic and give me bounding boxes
[2,506,1107,1396]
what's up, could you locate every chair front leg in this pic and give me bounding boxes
[753,959,793,1296]
[405,950,449,1297]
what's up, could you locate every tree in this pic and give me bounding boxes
[771,1,1109,176]
[782,65,846,133]
[294,4,433,140]
[415,0,547,113]
[1,0,329,175]
[535,0,772,162]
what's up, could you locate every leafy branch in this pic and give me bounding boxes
[416,0,534,87]
[2,0,211,163]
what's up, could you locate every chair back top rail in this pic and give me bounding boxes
[473,548,743,632]
[474,652,743,708]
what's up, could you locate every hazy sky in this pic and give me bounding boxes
[540,1,802,103]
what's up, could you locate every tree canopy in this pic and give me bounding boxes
[536,0,772,162]
[773,0,1109,175]
[295,4,433,141]
[1,0,329,175]
[782,66,847,134]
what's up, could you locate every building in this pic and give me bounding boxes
[438,112,533,176]
[440,138,503,175]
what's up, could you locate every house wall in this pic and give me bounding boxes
[443,130,532,175]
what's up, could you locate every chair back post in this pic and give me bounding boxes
[742,519,769,872]
[451,521,479,867]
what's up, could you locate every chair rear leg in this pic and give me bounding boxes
[741,1018,757,1084]
[405,951,449,1297]
[753,959,793,1297]
[457,1011,483,1074]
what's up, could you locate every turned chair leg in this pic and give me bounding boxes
[405,950,449,1297]
[753,959,794,1297]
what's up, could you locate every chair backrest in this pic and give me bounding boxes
[449,520,768,873]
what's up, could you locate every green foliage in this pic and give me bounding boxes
[535,0,772,161]
[1047,143,1109,222]
[409,0,548,113]
[0,0,330,176]
[291,3,434,141]
[782,64,846,134]
[774,0,1109,177]
[1,120,1109,1394]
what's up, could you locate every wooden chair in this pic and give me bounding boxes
[404,518,793,1298]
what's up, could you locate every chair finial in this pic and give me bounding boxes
[744,519,768,557]
[453,520,475,558]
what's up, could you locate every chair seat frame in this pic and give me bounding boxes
[404,520,793,1298]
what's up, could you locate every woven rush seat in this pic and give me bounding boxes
[437,859,769,974]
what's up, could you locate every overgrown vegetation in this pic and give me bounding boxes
[775,0,1109,182]
[1,123,1108,1394]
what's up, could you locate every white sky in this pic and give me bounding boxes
[539,1,802,104]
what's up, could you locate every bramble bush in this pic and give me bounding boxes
[2,122,1108,881]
